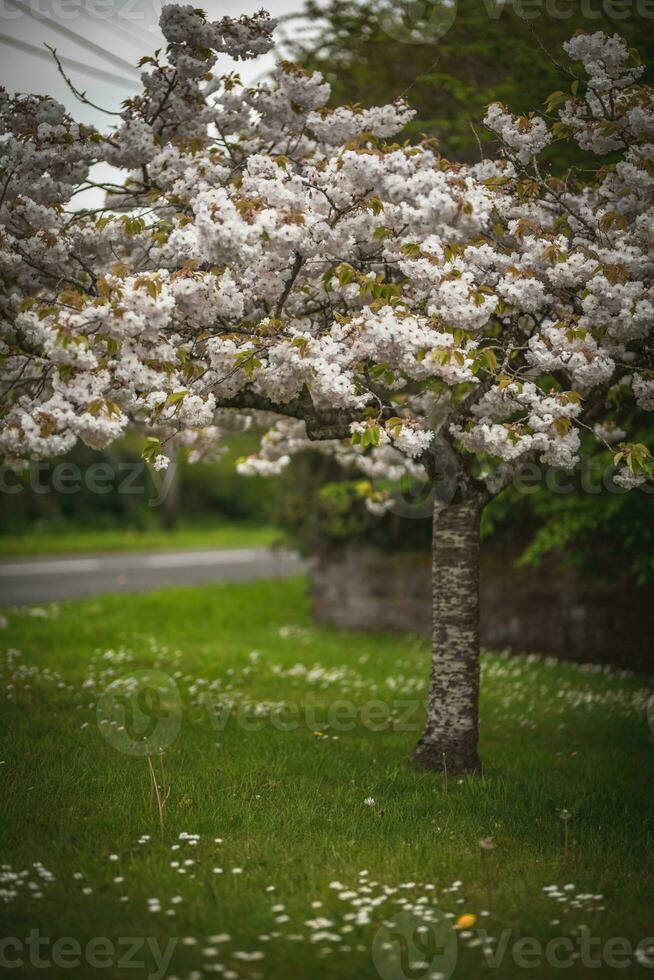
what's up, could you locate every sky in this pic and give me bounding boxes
[0,0,310,129]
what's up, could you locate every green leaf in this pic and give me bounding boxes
[366,196,384,216]
[337,264,355,287]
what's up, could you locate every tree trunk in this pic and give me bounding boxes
[412,496,482,775]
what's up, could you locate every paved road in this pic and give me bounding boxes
[0,548,307,606]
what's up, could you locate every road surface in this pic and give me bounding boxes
[0,548,307,606]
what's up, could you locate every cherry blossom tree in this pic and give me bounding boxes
[1,8,652,772]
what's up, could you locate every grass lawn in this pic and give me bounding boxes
[0,523,280,558]
[1,578,653,979]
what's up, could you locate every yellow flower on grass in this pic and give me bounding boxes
[456,913,477,929]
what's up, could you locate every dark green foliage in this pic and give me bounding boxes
[291,0,654,164]
[0,432,276,536]
[274,451,432,553]
[483,475,654,585]
[275,443,654,584]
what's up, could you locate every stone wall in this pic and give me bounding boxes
[309,545,654,673]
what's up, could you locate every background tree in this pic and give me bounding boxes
[289,0,654,163]
[1,7,652,773]
[285,0,654,591]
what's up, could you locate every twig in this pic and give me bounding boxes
[470,121,486,162]
[275,251,304,316]
[146,751,171,839]
[45,44,124,116]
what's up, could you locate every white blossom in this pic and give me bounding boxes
[0,16,651,498]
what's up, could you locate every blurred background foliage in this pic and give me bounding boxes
[272,445,654,585]
[288,0,654,165]
[0,433,277,538]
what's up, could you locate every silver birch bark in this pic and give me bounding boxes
[412,496,482,774]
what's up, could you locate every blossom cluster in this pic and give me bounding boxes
[0,10,652,498]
